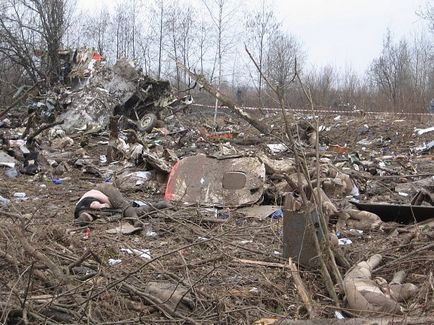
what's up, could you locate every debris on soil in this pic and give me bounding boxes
[1,50,434,324]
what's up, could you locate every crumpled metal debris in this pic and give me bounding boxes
[165,154,265,207]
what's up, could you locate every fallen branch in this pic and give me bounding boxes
[287,258,317,318]
[374,243,434,272]
[26,119,64,143]
[176,62,270,135]
[67,249,91,273]
[235,258,291,269]
[0,81,41,119]
[0,302,58,325]
[78,238,217,306]
[12,226,65,280]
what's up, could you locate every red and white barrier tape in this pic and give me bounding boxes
[191,103,434,117]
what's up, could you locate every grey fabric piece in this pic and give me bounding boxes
[95,184,138,218]
[95,184,129,209]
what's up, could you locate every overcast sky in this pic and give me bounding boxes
[273,0,428,75]
[77,0,430,76]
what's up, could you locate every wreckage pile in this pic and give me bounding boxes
[0,50,434,324]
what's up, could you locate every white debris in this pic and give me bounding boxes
[267,143,288,154]
[350,184,360,197]
[99,155,107,164]
[415,126,434,135]
[0,195,10,207]
[108,258,122,266]
[335,311,345,319]
[357,139,372,146]
[338,238,353,246]
[145,230,157,237]
[120,248,152,260]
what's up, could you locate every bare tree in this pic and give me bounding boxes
[79,8,110,56]
[113,3,129,59]
[417,1,434,32]
[155,0,165,79]
[245,0,279,107]
[306,65,337,108]
[137,34,153,75]
[339,67,360,105]
[200,0,239,125]
[369,31,412,110]
[110,0,142,60]
[408,32,434,109]
[266,31,302,101]
[0,0,74,84]
[165,3,195,91]
[195,19,211,75]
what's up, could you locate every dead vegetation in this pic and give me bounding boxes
[0,53,434,324]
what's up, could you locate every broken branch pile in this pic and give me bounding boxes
[0,52,433,323]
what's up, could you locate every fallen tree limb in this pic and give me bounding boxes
[0,210,24,220]
[374,243,434,272]
[78,238,217,306]
[0,81,41,119]
[11,226,66,280]
[235,258,291,269]
[0,302,58,325]
[176,62,270,135]
[26,119,64,143]
[287,258,317,319]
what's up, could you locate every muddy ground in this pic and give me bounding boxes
[1,110,433,324]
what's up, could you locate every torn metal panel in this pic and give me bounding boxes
[165,154,265,207]
[282,205,323,267]
[351,201,434,224]
[0,150,18,168]
[142,150,172,174]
